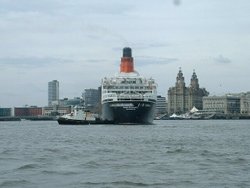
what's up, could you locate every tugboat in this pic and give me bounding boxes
[57,106,112,125]
[101,47,157,124]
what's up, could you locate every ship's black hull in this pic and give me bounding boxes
[101,100,156,124]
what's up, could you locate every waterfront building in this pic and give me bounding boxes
[43,106,71,116]
[224,92,250,115]
[14,106,43,117]
[58,97,83,107]
[48,80,59,106]
[240,92,250,115]
[0,108,12,117]
[43,97,83,116]
[168,68,209,115]
[202,96,240,115]
[155,95,168,116]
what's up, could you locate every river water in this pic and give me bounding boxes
[0,120,249,188]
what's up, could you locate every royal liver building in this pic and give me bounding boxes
[168,68,209,115]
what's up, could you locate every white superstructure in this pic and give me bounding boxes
[101,72,157,104]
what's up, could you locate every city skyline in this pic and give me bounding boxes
[0,0,250,107]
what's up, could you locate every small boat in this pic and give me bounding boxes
[57,106,113,125]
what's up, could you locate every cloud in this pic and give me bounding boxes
[0,0,249,107]
[173,0,182,6]
[213,55,231,64]
[132,42,170,50]
[0,0,134,16]
[112,42,170,54]
[136,56,178,66]
[0,57,72,68]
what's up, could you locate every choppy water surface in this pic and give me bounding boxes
[0,120,249,188]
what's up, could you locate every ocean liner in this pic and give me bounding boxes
[101,47,157,124]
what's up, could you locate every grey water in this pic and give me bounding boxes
[0,120,249,188]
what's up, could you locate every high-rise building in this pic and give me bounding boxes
[82,88,100,112]
[168,68,209,115]
[48,80,59,106]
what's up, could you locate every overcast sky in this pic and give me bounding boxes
[0,0,250,107]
